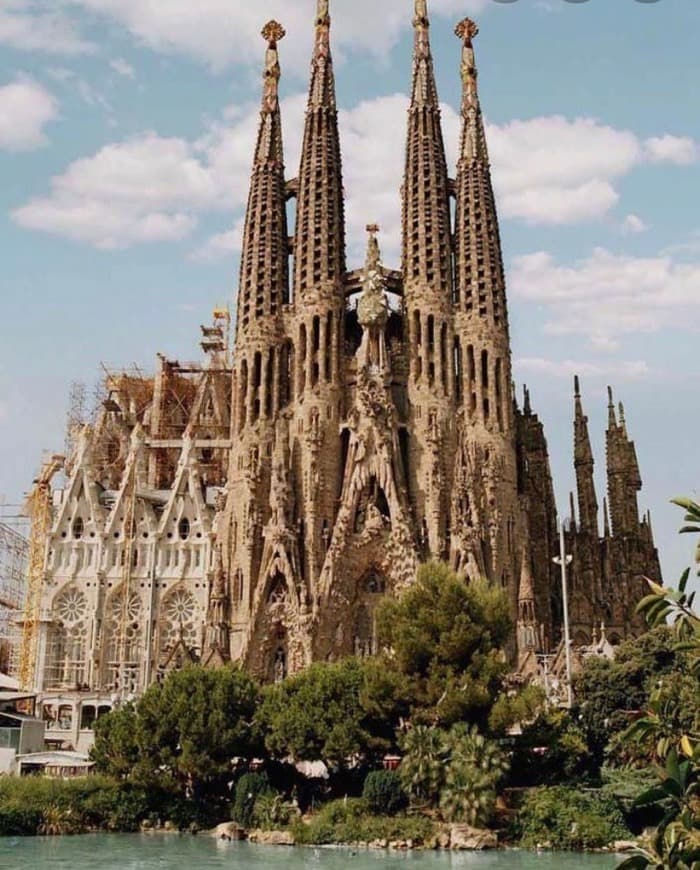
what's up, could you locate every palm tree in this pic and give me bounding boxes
[398,725,445,804]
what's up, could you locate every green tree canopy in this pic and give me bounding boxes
[575,626,689,765]
[92,665,261,798]
[257,658,395,769]
[376,562,512,726]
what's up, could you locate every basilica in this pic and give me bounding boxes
[27,1,660,745]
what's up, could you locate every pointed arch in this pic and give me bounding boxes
[158,586,199,664]
[102,587,143,693]
[44,585,88,690]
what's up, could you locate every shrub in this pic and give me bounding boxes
[290,797,434,846]
[251,792,296,829]
[516,786,630,850]
[0,804,42,836]
[0,775,154,835]
[80,782,150,832]
[232,772,271,827]
[362,770,407,816]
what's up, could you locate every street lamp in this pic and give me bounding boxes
[553,521,574,708]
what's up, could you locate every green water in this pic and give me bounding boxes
[0,834,623,869]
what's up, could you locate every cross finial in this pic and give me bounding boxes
[455,17,479,43]
[366,223,379,237]
[261,20,285,46]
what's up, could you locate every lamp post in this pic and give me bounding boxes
[553,521,574,708]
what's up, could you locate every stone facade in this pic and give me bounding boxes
[30,1,660,734]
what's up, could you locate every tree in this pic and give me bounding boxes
[397,725,445,805]
[616,496,700,870]
[440,724,509,825]
[91,704,140,781]
[92,666,261,800]
[575,626,685,767]
[258,658,386,769]
[376,562,512,726]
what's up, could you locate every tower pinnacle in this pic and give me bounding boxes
[573,376,598,535]
[402,0,452,295]
[293,0,345,299]
[455,18,489,165]
[453,18,506,324]
[236,19,289,337]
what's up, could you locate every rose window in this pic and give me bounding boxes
[159,588,199,656]
[108,591,141,622]
[165,589,196,624]
[54,587,87,625]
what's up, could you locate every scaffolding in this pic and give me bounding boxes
[18,454,65,691]
[64,381,87,467]
[0,521,29,676]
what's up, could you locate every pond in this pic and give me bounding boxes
[0,833,624,869]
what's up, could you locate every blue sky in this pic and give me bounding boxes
[0,0,698,586]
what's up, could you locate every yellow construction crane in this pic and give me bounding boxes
[18,454,64,691]
[117,469,136,697]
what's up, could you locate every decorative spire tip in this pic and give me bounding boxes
[414,0,428,25]
[261,20,285,45]
[455,17,479,42]
[316,0,330,25]
[574,374,580,397]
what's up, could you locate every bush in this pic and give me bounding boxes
[290,797,434,846]
[516,786,630,850]
[0,804,43,836]
[251,792,296,829]
[80,782,150,832]
[0,775,158,835]
[362,770,407,816]
[232,772,271,827]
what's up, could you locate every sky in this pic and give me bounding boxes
[0,0,698,588]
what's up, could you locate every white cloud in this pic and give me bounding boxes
[645,135,698,165]
[510,247,700,348]
[0,78,58,150]
[515,357,649,381]
[0,1,94,55]
[69,0,487,73]
[110,58,135,79]
[13,77,699,253]
[12,133,213,248]
[621,213,648,234]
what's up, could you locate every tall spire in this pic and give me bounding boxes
[401,0,452,296]
[607,386,617,428]
[293,0,346,299]
[517,545,537,654]
[606,387,642,537]
[453,19,506,324]
[574,376,599,535]
[236,21,289,338]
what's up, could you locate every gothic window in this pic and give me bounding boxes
[72,516,84,540]
[158,587,199,661]
[252,352,262,423]
[354,605,373,658]
[44,586,88,690]
[233,569,243,606]
[273,646,287,683]
[178,517,190,541]
[239,359,248,432]
[495,358,504,431]
[102,589,142,694]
